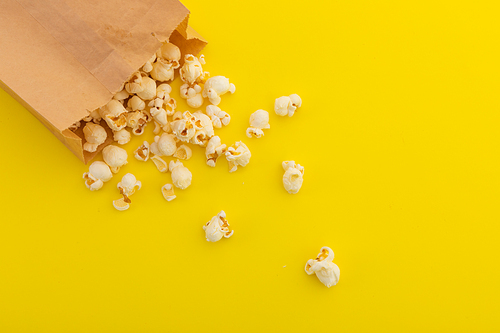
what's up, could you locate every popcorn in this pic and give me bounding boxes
[126,111,148,135]
[203,210,233,242]
[180,54,208,86]
[169,160,192,189]
[205,136,227,167]
[150,58,175,82]
[274,94,302,117]
[127,96,146,111]
[193,111,214,137]
[83,161,113,191]
[134,141,150,161]
[99,100,127,132]
[150,133,177,157]
[156,83,173,98]
[68,121,81,131]
[305,246,340,288]
[142,54,156,73]
[180,83,204,108]
[172,111,183,121]
[113,128,131,145]
[246,109,270,139]
[102,145,128,173]
[171,111,196,142]
[206,105,230,128]
[225,141,251,172]
[158,42,181,65]
[173,144,192,160]
[149,104,168,128]
[136,76,157,101]
[202,76,235,105]
[125,72,144,94]
[82,123,107,152]
[113,88,130,101]
[150,155,169,172]
[113,173,141,211]
[161,183,176,201]
[282,161,304,194]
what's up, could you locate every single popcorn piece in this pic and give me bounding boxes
[127,96,146,111]
[150,155,169,173]
[161,183,176,201]
[134,141,150,161]
[179,54,208,86]
[151,58,175,82]
[225,141,251,172]
[113,128,131,145]
[102,145,128,173]
[142,54,156,73]
[206,105,230,128]
[169,160,192,190]
[203,210,233,242]
[172,111,183,122]
[68,121,80,131]
[125,72,145,94]
[83,161,113,191]
[126,111,148,135]
[113,173,141,211]
[171,111,196,142]
[180,83,204,108]
[113,88,129,101]
[157,42,181,66]
[246,109,270,139]
[173,144,192,160]
[149,104,168,128]
[99,100,127,132]
[274,94,302,117]
[82,123,107,152]
[202,76,235,106]
[205,136,227,167]
[305,246,340,288]
[282,161,304,194]
[150,133,177,157]
[136,76,157,101]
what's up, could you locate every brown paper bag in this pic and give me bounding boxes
[0,0,206,163]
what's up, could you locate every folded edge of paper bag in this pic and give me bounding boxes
[0,0,207,164]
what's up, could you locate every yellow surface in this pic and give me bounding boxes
[0,0,499,331]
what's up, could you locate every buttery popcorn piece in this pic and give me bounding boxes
[102,145,128,173]
[206,105,230,128]
[179,54,208,86]
[169,160,192,190]
[274,94,302,117]
[282,161,304,194]
[126,111,148,135]
[157,42,181,65]
[68,121,80,131]
[161,183,176,201]
[113,88,129,101]
[142,54,156,73]
[125,72,145,94]
[150,155,169,173]
[134,141,150,161]
[150,133,176,157]
[150,58,175,82]
[173,144,192,160]
[205,136,227,167]
[136,76,157,101]
[113,128,131,145]
[305,246,340,288]
[99,100,127,132]
[202,76,235,106]
[225,141,251,172]
[83,109,102,124]
[246,109,270,139]
[203,210,233,242]
[83,161,113,191]
[82,122,107,152]
[180,83,204,108]
[171,111,196,142]
[127,95,146,111]
[113,173,141,211]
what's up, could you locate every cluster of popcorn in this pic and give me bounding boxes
[77,40,337,289]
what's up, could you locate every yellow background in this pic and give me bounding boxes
[1,0,499,331]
